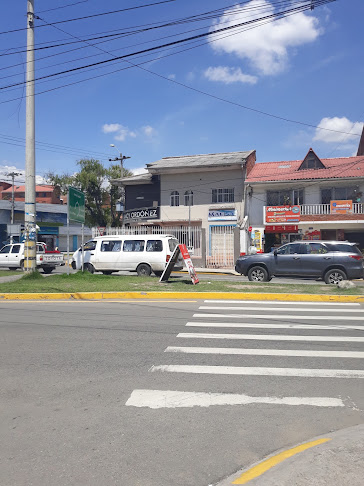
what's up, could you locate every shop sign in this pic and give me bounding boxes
[208,209,237,221]
[265,205,300,223]
[123,207,160,222]
[330,200,353,214]
[303,229,321,240]
[265,225,298,233]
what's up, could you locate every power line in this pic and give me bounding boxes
[37,0,89,14]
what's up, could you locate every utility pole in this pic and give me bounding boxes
[25,0,36,272]
[109,151,131,177]
[6,172,21,243]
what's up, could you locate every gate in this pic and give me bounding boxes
[207,225,235,268]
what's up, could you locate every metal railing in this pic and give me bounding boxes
[92,225,202,257]
[300,203,364,215]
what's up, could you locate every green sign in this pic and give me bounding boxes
[68,186,85,223]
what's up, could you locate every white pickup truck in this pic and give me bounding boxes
[0,242,64,273]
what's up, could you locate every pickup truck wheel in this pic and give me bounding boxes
[86,263,95,274]
[248,266,269,282]
[102,271,113,275]
[71,261,76,270]
[137,263,151,277]
[324,268,346,285]
[43,267,54,274]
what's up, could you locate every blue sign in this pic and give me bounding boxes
[208,209,237,221]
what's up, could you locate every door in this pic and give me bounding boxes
[298,242,332,277]
[94,239,123,270]
[8,244,22,267]
[272,243,302,275]
[0,245,12,267]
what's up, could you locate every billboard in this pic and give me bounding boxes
[330,200,353,214]
[265,205,300,224]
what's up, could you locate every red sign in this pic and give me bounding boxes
[179,244,199,285]
[330,200,353,214]
[97,227,106,236]
[265,206,300,224]
[265,225,298,233]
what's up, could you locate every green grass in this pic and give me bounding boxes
[0,269,23,277]
[0,271,363,295]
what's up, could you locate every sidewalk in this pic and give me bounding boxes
[217,424,364,486]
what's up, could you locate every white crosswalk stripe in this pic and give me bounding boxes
[126,299,364,409]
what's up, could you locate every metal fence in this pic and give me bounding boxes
[92,225,202,257]
[206,225,235,269]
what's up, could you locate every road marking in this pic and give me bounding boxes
[194,313,364,321]
[150,364,364,378]
[178,332,364,342]
[165,346,364,359]
[125,390,344,409]
[204,300,360,306]
[199,305,364,313]
[232,438,331,484]
[186,322,364,331]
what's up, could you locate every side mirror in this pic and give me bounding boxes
[273,249,278,256]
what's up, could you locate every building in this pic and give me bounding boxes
[0,184,62,204]
[244,148,364,253]
[112,150,256,267]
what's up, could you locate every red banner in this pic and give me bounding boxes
[265,205,300,223]
[179,244,199,285]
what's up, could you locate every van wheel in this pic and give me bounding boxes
[137,264,151,277]
[248,266,269,282]
[324,269,346,285]
[86,263,95,274]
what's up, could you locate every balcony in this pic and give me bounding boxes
[300,203,364,215]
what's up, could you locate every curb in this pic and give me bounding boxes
[0,291,363,302]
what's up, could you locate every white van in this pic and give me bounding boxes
[71,234,182,276]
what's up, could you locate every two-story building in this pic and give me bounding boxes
[244,148,364,253]
[112,150,256,267]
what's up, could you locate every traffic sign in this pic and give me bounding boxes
[68,186,85,223]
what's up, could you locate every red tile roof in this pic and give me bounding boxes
[2,184,55,193]
[247,156,364,183]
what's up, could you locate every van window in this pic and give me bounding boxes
[146,240,163,252]
[84,240,96,251]
[101,240,121,252]
[123,240,145,252]
[168,238,179,252]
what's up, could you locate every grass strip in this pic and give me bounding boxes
[0,271,362,295]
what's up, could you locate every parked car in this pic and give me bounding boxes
[235,241,364,284]
[72,234,183,276]
[0,242,64,273]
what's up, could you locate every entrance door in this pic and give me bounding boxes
[272,242,302,275]
[208,225,235,268]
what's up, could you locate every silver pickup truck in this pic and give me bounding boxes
[0,242,64,274]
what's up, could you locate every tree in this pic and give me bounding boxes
[46,158,133,227]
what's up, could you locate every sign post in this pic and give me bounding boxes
[68,187,85,275]
[159,244,199,285]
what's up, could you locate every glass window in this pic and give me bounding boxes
[267,190,291,206]
[0,245,11,254]
[212,188,234,203]
[83,240,96,251]
[184,190,193,206]
[306,243,328,254]
[276,243,301,255]
[293,189,304,205]
[146,240,163,252]
[101,240,122,252]
[168,238,179,252]
[11,245,21,254]
[36,244,45,253]
[276,244,289,255]
[122,240,145,252]
[170,191,179,207]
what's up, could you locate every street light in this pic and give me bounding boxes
[109,144,130,177]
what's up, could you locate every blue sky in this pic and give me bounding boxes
[0,0,363,183]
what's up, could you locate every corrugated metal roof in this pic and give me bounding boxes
[247,156,364,183]
[147,150,254,170]
[112,173,152,185]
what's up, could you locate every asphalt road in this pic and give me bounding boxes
[1,300,364,486]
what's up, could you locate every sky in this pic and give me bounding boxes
[0,0,363,184]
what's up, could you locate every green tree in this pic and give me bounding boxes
[47,159,132,227]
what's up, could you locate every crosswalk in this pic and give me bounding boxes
[126,299,364,410]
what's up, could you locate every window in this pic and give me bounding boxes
[267,189,304,206]
[212,188,234,203]
[184,190,193,206]
[170,191,179,206]
[83,240,96,251]
[122,240,145,252]
[11,245,21,254]
[146,240,163,252]
[168,238,179,252]
[276,243,301,255]
[102,240,122,252]
[325,243,361,255]
[0,245,11,254]
[301,243,328,254]
[321,187,359,204]
[36,244,45,253]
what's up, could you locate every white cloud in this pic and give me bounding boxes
[0,164,46,184]
[204,66,257,84]
[103,123,137,141]
[210,0,322,75]
[314,117,363,144]
[168,74,176,80]
[102,123,122,134]
[142,125,156,138]
[132,167,148,175]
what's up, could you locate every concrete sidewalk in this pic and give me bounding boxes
[217,424,364,486]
